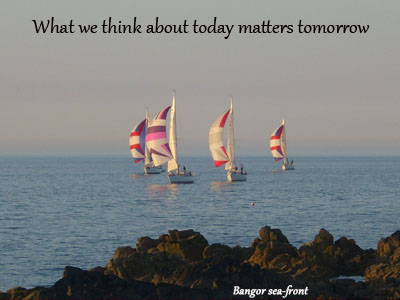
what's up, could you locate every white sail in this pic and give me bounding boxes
[168,92,179,173]
[209,109,230,167]
[225,98,235,171]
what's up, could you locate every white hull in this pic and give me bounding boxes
[144,166,162,174]
[282,163,295,170]
[168,173,194,184]
[227,171,247,182]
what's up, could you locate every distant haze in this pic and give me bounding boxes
[1,1,399,155]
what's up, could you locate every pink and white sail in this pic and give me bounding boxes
[146,106,173,166]
[209,109,230,167]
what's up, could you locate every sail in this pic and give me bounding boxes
[129,119,146,163]
[225,98,235,170]
[168,92,179,173]
[270,120,285,162]
[146,105,173,166]
[209,109,230,167]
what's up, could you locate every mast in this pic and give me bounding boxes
[281,118,288,164]
[226,97,235,170]
[144,111,151,166]
[168,91,179,173]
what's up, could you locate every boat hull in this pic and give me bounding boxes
[227,171,247,182]
[168,173,194,184]
[144,166,162,174]
[282,163,295,170]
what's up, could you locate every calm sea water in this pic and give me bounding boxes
[0,155,399,291]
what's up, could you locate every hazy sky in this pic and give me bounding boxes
[1,1,399,155]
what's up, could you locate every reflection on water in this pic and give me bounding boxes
[146,183,179,200]
[209,181,234,191]
[130,174,147,179]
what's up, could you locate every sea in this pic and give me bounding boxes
[0,155,399,291]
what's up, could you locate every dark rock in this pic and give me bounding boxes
[88,266,107,274]
[4,227,400,299]
[157,231,209,262]
[377,230,400,264]
[365,230,400,289]
[259,226,290,244]
[107,251,186,282]
[247,226,298,269]
[136,236,162,253]
[203,243,232,258]
[167,229,197,241]
[113,246,135,259]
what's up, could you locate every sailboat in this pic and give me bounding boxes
[270,118,295,170]
[167,92,194,184]
[209,98,247,181]
[129,113,161,174]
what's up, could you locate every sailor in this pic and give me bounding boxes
[240,164,243,174]
[183,165,186,175]
[291,160,293,165]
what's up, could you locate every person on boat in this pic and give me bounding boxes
[240,164,243,174]
[183,165,186,175]
[291,160,294,165]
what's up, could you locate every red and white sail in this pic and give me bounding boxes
[129,119,146,163]
[209,109,230,167]
[146,106,173,166]
[270,118,288,164]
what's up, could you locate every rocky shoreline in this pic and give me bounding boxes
[1,226,399,299]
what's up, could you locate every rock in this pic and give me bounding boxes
[136,237,162,253]
[377,230,400,264]
[250,237,261,249]
[231,245,254,262]
[286,229,376,280]
[202,244,253,263]
[332,237,376,275]
[365,262,400,282]
[88,266,107,274]
[365,230,400,287]
[4,227,400,299]
[107,251,185,282]
[157,231,209,262]
[113,246,135,259]
[167,229,197,241]
[203,243,232,258]
[247,226,298,269]
[259,226,290,244]
[304,228,334,250]
[3,287,30,300]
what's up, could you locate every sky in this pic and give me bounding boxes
[1,1,399,156]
